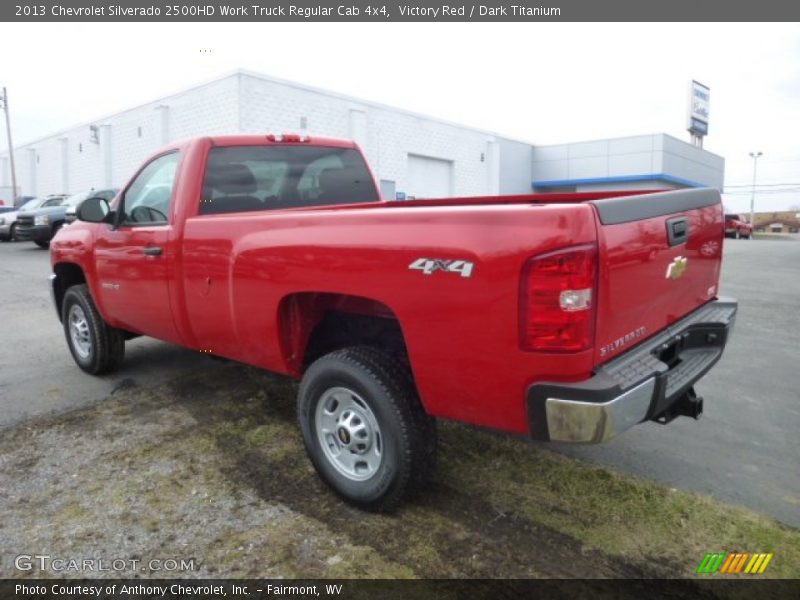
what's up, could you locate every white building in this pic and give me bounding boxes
[0,70,722,202]
[531,134,724,192]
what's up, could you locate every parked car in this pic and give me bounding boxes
[15,195,37,208]
[16,190,115,248]
[0,197,49,241]
[0,206,16,215]
[724,213,753,239]
[50,134,737,510]
[65,188,118,225]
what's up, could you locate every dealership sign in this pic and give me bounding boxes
[687,80,710,137]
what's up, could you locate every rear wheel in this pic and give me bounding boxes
[62,284,125,374]
[297,346,436,511]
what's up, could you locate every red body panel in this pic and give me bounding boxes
[50,135,725,436]
[593,205,724,363]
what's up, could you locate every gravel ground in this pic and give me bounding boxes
[0,367,409,579]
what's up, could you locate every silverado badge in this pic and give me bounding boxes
[666,256,688,280]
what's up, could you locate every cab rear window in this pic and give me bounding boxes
[200,145,379,215]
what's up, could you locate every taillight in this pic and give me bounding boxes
[520,244,597,352]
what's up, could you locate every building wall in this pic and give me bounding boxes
[753,211,800,234]
[1,72,504,200]
[531,134,725,191]
[497,138,532,196]
[0,76,241,198]
[0,72,727,202]
[237,72,499,198]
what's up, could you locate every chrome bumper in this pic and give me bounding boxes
[527,298,738,443]
[544,378,656,443]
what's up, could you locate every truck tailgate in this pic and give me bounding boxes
[591,189,723,365]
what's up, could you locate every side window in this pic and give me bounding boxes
[122,153,180,225]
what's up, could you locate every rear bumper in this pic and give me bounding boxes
[15,224,51,242]
[526,298,737,443]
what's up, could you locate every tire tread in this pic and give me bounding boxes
[298,345,436,511]
[62,284,125,374]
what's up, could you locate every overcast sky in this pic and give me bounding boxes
[1,22,798,211]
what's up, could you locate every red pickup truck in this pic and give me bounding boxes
[50,134,737,510]
[724,213,753,239]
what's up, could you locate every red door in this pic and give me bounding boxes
[94,152,182,344]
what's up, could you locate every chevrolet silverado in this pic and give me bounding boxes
[49,134,737,510]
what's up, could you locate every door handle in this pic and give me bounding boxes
[666,217,689,247]
[143,246,163,256]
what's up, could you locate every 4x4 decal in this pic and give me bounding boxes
[408,258,474,278]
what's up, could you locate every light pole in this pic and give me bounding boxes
[749,151,763,230]
[0,87,19,205]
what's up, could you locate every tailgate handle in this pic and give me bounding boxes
[666,217,689,247]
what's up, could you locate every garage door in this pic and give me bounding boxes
[407,154,453,199]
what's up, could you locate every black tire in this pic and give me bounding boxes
[35,240,50,248]
[1,223,15,242]
[62,284,125,374]
[297,346,436,511]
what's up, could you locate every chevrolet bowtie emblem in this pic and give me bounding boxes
[666,256,688,280]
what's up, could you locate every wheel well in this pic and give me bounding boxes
[52,263,86,321]
[278,293,409,374]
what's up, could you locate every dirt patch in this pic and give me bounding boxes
[1,363,797,582]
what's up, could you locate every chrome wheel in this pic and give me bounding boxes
[68,304,92,360]
[314,386,382,481]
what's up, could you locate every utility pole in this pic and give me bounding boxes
[749,151,763,230]
[1,87,19,205]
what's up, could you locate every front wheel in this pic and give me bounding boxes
[62,284,125,374]
[297,347,436,511]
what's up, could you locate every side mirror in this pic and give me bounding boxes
[76,197,113,224]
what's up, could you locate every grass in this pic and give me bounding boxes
[437,422,800,578]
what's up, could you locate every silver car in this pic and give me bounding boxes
[0,197,52,241]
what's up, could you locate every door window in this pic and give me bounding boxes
[123,152,180,225]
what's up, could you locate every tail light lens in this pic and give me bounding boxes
[520,244,597,352]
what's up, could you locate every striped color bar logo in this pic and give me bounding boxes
[696,552,774,574]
